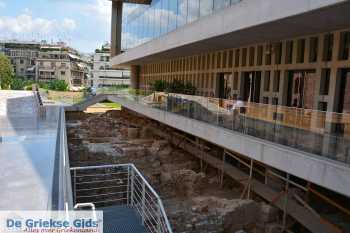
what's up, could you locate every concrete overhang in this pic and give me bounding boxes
[111,0,350,67]
[110,0,151,4]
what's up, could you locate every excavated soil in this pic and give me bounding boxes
[66,109,280,233]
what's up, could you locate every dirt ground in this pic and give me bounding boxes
[66,109,281,233]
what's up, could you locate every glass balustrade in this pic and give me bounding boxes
[107,90,350,165]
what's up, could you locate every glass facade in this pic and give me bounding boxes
[122,0,242,50]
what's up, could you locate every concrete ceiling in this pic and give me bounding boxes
[115,1,350,66]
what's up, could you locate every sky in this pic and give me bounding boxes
[0,0,113,53]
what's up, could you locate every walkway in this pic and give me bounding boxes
[101,206,147,233]
[0,90,61,210]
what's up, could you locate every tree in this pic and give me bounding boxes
[0,54,13,89]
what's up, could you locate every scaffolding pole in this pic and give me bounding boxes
[220,150,226,187]
[282,173,290,231]
[247,159,254,199]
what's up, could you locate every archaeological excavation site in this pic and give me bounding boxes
[66,105,350,233]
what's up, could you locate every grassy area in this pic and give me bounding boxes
[101,101,121,110]
[42,89,86,104]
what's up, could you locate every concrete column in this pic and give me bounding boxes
[130,65,140,90]
[111,1,123,57]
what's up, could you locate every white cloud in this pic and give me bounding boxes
[83,0,111,24]
[62,18,77,31]
[0,13,77,36]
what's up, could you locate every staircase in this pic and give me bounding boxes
[71,164,172,233]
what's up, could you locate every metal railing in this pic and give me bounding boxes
[71,164,172,233]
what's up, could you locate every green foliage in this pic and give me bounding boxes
[0,54,14,89]
[152,80,167,92]
[151,79,197,95]
[11,77,34,90]
[47,80,68,91]
[25,85,33,91]
[37,81,48,90]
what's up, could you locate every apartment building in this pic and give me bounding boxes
[0,40,40,79]
[90,43,130,87]
[36,44,88,89]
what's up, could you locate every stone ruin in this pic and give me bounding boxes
[66,109,280,233]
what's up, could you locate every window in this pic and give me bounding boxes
[297,39,305,63]
[20,59,24,64]
[319,69,330,95]
[241,48,247,67]
[309,37,318,63]
[285,40,294,64]
[339,31,350,60]
[223,51,227,68]
[228,50,233,68]
[257,46,263,66]
[234,49,240,67]
[274,42,282,64]
[217,52,221,69]
[206,54,210,70]
[323,33,334,61]
[273,71,280,92]
[264,71,270,92]
[249,47,255,66]
[61,71,66,76]
[265,44,272,65]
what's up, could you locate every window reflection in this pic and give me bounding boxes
[177,0,187,27]
[121,0,242,50]
[187,0,200,23]
[200,0,213,17]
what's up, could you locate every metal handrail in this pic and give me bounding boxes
[71,164,173,233]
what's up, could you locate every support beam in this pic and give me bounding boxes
[130,65,140,89]
[111,1,123,57]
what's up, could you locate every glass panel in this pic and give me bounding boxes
[214,0,230,12]
[187,0,200,23]
[154,0,162,38]
[177,0,187,27]
[200,0,213,17]
[160,0,169,36]
[168,0,178,32]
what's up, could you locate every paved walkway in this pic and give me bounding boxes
[0,91,61,210]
